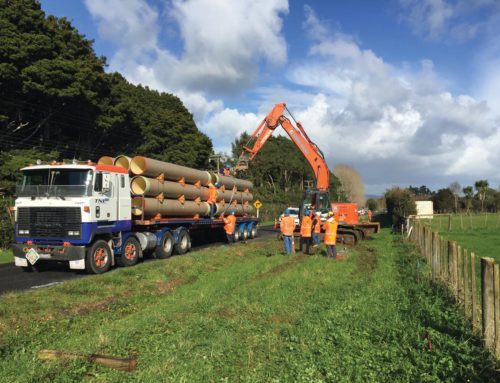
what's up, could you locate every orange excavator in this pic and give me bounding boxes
[236,102,379,244]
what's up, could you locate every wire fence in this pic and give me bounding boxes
[408,218,500,358]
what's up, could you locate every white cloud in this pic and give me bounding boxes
[399,0,500,41]
[282,6,500,193]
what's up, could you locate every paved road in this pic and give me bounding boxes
[0,225,277,295]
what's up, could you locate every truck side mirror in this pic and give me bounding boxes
[102,173,111,193]
[94,172,111,193]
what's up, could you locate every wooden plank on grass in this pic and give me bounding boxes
[38,349,137,371]
[481,258,496,351]
[457,245,463,303]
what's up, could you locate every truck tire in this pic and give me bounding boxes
[175,230,190,255]
[85,240,112,274]
[116,237,141,267]
[242,226,249,241]
[250,226,258,239]
[154,231,174,259]
[234,229,240,242]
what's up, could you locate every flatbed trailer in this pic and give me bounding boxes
[12,162,259,274]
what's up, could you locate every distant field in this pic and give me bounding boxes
[0,249,12,264]
[420,214,500,263]
[0,231,497,382]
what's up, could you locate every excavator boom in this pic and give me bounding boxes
[236,103,330,191]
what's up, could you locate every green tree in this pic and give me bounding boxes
[366,198,378,211]
[474,180,489,212]
[384,187,416,225]
[433,188,454,213]
[462,186,473,214]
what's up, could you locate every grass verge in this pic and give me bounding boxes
[0,232,498,382]
[0,249,12,264]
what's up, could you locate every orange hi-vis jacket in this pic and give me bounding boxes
[280,216,296,236]
[323,218,338,245]
[223,168,231,176]
[312,216,322,234]
[223,214,236,234]
[300,216,312,238]
[207,185,217,204]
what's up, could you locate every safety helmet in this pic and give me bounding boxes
[315,211,321,216]
[328,211,333,217]
[214,182,220,187]
[231,210,235,215]
[284,208,290,215]
[304,210,310,216]
[224,164,230,168]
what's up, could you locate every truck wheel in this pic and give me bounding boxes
[175,230,190,255]
[242,226,249,241]
[116,237,141,267]
[234,229,240,242]
[22,264,34,272]
[85,240,112,274]
[250,226,258,238]
[154,231,174,259]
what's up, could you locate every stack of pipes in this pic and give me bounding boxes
[98,155,255,219]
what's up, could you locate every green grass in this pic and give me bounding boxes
[0,232,498,382]
[0,249,12,264]
[421,214,500,262]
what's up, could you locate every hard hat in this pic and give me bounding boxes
[224,163,230,168]
[208,182,214,187]
[315,211,321,216]
[284,208,290,215]
[214,182,220,187]
[231,210,235,215]
[328,211,333,217]
[304,210,310,216]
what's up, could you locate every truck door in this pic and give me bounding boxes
[93,172,118,223]
[117,174,131,221]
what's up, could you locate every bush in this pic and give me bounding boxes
[384,187,416,225]
[0,197,14,248]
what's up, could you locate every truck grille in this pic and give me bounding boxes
[17,207,82,238]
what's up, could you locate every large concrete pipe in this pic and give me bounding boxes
[217,189,253,203]
[132,197,210,217]
[131,176,209,200]
[114,155,132,171]
[97,156,114,165]
[216,202,255,216]
[130,156,212,185]
[211,173,253,191]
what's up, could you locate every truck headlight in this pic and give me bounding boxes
[68,231,80,236]
[18,229,29,235]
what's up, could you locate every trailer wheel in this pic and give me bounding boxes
[234,229,240,242]
[250,226,258,239]
[154,231,174,259]
[175,230,190,255]
[116,237,141,267]
[85,240,112,274]
[242,226,249,241]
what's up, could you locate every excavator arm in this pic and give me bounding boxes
[236,103,330,191]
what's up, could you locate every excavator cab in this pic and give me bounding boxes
[299,189,330,220]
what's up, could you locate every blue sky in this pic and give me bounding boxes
[40,0,500,194]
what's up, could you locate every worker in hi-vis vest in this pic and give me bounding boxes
[222,210,236,244]
[312,211,322,247]
[207,182,219,218]
[299,210,313,255]
[280,209,296,255]
[323,212,338,259]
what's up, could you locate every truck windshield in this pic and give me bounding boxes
[16,168,93,197]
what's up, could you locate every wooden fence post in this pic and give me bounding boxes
[494,263,500,358]
[457,245,463,303]
[448,214,452,231]
[471,252,479,332]
[448,241,454,291]
[481,258,496,351]
[463,249,470,318]
[452,242,459,298]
